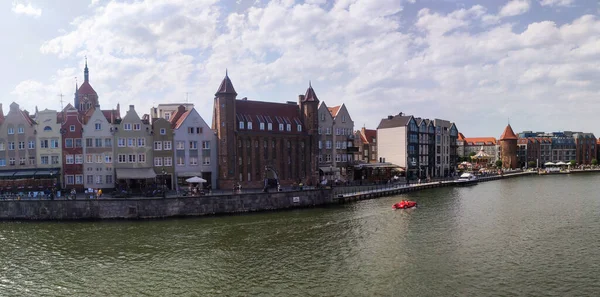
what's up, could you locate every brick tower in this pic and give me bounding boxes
[500,124,518,169]
[299,82,320,186]
[212,71,238,189]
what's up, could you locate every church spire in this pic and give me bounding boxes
[215,70,237,97]
[84,56,89,82]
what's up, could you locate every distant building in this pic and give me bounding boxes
[499,124,518,169]
[82,106,115,190]
[433,119,459,177]
[460,136,499,162]
[517,131,596,165]
[317,102,355,181]
[355,127,377,163]
[34,108,62,179]
[61,105,84,189]
[151,103,194,121]
[151,117,175,190]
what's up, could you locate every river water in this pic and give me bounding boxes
[1,174,600,296]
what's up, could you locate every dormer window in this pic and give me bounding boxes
[279,124,284,131]
[248,122,252,130]
[95,123,101,130]
[297,125,302,132]
[268,123,272,131]
[260,123,265,130]
[239,121,245,129]
[286,124,291,131]
[164,112,171,120]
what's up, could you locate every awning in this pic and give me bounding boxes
[177,172,203,177]
[13,171,37,177]
[0,171,15,177]
[319,167,341,173]
[354,163,403,170]
[116,168,157,179]
[34,169,59,176]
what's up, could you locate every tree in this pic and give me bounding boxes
[592,159,598,166]
[569,160,576,167]
[469,152,476,157]
[528,161,536,168]
[495,160,502,168]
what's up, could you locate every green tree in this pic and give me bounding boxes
[469,152,476,157]
[495,160,502,168]
[592,159,598,166]
[528,161,536,168]
[569,160,576,167]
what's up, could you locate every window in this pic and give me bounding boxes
[138,154,146,163]
[0,159,5,166]
[297,125,302,132]
[118,138,125,147]
[105,154,112,163]
[9,158,15,166]
[176,141,185,150]
[51,139,59,149]
[124,123,132,130]
[279,123,284,131]
[95,138,103,147]
[86,138,93,147]
[203,156,210,165]
[163,141,172,150]
[75,155,83,164]
[86,155,93,163]
[133,124,141,130]
[188,127,194,134]
[189,141,198,149]
[154,157,163,166]
[28,141,35,149]
[0,143,4,151]
[87,175,94,184]
[321,113,325,121]
[336,128,340,135]
[164,112,171,120]
[95,123,102,130]
[128,154,136,163]
[248,122,253,130]
[40,140,48,149]
[239,121,245,129]
[105,138,112,147]
[17,126,24,134]
[160,128,166,135]
[7,127,14,134]
[128,138,135,147]
[41,156,49,165]
[65,139,73,148]
[66,175,74,185]
[51,156,59,164]
[118,154,126,163]
[164,157,172,166]
[190,157,198,165]
[106,175,113,185]
[326,128,331,135]
[95,175,103,184]
[138,138,146,147]
[319,141,322,149]
[326,141,332,149]
[154,141,162,150]
[326,154,331,162]
[268,123,272,131]
[286,124,291,131]
[260,123,265,130]
[96,155,102,163]
[66,155,74,164]
[69,125,75,132]
[18,142,24,150]
[342,115,346,123]
[202,141,210,149]
[75,139,82,147]
[75,175,83,185]
[197,127,202,134]
[177,156,185,166]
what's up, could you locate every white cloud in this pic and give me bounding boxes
[499,0,531,17]
[11,2,42,18]
[539,0,574,7]
[10,0,600,137]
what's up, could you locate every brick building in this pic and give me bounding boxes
[212,72,319,190]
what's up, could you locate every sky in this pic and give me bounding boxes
[2,0,600,138]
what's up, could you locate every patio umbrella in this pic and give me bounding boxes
[186,176,207,183]
[544,162,556,166]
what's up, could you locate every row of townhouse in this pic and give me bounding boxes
[516,131,596,166]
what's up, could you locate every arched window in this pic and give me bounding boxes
[44,126,52,131]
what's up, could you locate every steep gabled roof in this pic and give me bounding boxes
[328,105,341,117]
[361,128,377,144]
[215,71,237,96]
[377,114,413,129]
[77,81,97,95]
[174,110,192,129]
[235,99,303,134]
[458,132,466,141]
[500,124,518,140]
[303,82,319,102]
[464,137,497,145]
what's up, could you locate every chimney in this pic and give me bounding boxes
[178,105,186,113]
[242,97,248,101]
[129,105,135,111]
[387,115,393,120]
[398,112,403,116]
[298,94,305,105]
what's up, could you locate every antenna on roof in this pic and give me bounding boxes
[58,92,64,111]
[185,92,190,103]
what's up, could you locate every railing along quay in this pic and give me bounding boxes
[333,171,536,203]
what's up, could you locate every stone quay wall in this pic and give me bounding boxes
[0,189,333,220]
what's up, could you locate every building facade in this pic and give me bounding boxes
[171,106,217,190]
[317,102,335,180]
[416,118,435,179]
[212,73,319,189]
[0,103,37,178]
[151,103,194,121]
[82,106,114,190]
[61,105,84,188]
[433,119,459,177]
[329,104,354,181]
[499,124,518,169]
[34,109,62,176]
[151,117,174,190]
[355,127,377,163]
[114,105,155,191]
[377,114,419,179]
[461,137,499,162]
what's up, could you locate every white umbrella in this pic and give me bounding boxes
[556,161,567,166]
[186,176,207,183]
[544,162,556,166]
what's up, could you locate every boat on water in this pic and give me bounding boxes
[454,172,478,186]
[392,200,417,209]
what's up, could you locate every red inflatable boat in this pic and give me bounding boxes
[392,200,417,209]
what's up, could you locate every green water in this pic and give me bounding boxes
[2,174,600,296]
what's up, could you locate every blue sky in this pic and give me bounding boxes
[2,0,600,138]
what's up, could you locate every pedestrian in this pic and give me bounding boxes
[97,188,102,199]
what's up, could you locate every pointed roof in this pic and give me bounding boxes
[215,70,237,96]
[328,105,341,117]
[303,81,319,102]
[458,132,466,141]
[500,124,518,140]
[360,128,377,144]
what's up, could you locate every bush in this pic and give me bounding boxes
[592,159,598,166]
[528,161,536,168]
[495,160,502,168]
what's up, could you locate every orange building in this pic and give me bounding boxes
[500,124,518,169]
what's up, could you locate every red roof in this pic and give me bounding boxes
[235,100,303,134]
[174,110,191,129]
[361,128,377,144]
[457,132,466,141]
[77,81,97,95]
[500,124,518,140]
[169,105,188,128]
[215,73,237,96]
[464,137,497,145]
[328,106,341,117]
[303,84,319,102]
